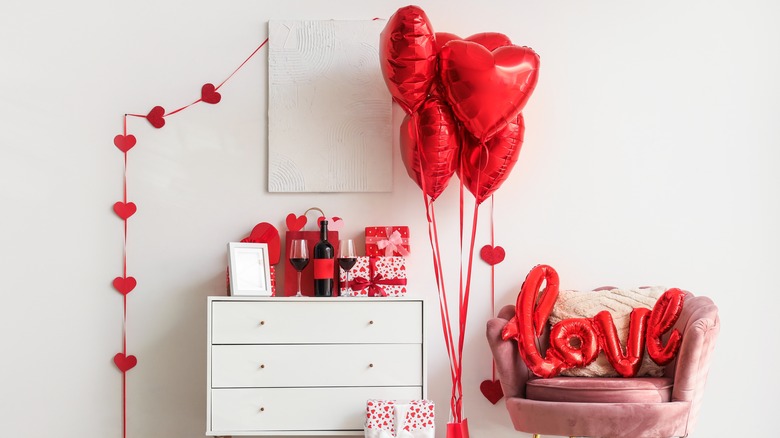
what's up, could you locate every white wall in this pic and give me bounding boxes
[1,0,778,437]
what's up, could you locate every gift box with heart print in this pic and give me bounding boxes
[339,256,407,297]
[365,399,434,438]
[365,226,410,257]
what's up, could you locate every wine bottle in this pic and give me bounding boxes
[313,220,334,297]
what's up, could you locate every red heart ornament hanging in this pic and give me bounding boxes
[480,245,506,265]
[146,105,166,129]
[479,379,504,404]
[201,83,222,104]
[113,134,137,153]
[113,353,138,372]
[285,213,307,231]
[113,201,137,220]
[113,276,137,295]
[399,94,460,201]
[379,5,437,114]
[459,113,525,204]
[439,41,539,141]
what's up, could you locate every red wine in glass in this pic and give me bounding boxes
[290,258,310,271]
[289,239,309,297]
[338,239,357,294]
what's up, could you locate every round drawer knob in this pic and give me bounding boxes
[259,407,265,412]
[369,363,374,368]
[259,364,265,369]
[369,320,374,325]
[259,320,265,326]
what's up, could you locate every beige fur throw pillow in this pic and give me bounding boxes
[549,286,666,377]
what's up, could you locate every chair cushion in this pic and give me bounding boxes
[526,376,673,403]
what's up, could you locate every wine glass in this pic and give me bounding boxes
[338,239,357,294]
[289,239,309,297]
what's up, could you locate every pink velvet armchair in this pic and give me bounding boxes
[486,292,719,438]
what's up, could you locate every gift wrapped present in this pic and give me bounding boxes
[365,226,410,257]
[340,256,407,297]
[365,399,435,438]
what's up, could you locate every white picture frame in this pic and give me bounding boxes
[228,242,273,296]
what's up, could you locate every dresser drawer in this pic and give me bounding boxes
[211,300,422,344]
[210,386,423,433]
[211,344,422,388]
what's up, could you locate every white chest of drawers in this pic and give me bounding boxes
[206,296,426,436]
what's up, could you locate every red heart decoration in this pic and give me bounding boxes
[480,245,506,265]
[243,222,281,265]
[146,105,166,129]
[201,83,222,104]
[317,216,344,231]
[399,94,460,201]
[113,353,138,372]
[480,379,504,404]
[113,134,137,153]
[113,276,137,295]
[459,113,525,204]
[439,41,539,141]
[285,213,307,231]
[113,201,137,220]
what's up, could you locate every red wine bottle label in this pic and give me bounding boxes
[313,258,334,279]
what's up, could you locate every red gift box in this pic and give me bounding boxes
[339,256,407,297]
[365,226,410,257]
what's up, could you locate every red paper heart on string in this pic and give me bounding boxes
[113,201,137,220]
[113,276,137,295]
[201,83,221,104]
[318,216,344,231]
[113,353,138,372]
[113,134,137,152]
[480,379,504,404]
[480,245,505,265]
[146,105,166,128]
[286,213,307,231]
[439,41,539,141]
[244,222,281,265]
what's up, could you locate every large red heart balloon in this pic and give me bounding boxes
[439,41,539,141]
[379,5,437,114]
[459,113,525,204]
[400,94,460,201]
[435,32,512,53]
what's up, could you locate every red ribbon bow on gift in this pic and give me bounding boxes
[373,227,410,257]
[350,257,408,297]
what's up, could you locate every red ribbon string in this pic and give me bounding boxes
[490,195,496,382]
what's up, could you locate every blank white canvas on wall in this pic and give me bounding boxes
[268,19,392,192]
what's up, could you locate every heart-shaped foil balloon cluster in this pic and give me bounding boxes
[380,5,540,203]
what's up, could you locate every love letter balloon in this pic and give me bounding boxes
[459,113,525,204]
[439,41,540,142]
[379,6,437,114]
[646,288,685,365]
[400,94,461,201]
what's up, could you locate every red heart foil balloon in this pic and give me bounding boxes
[435,32,513,53]
[113,276,137,295]
[201,83,221,104]
[479,379,504,404]
[379,5,437,114]
[113,134,136,153]
[400,95,460,201]
[439,41,539,141]
[113,201,137,220]
[113,353,138,372]
[460,113,525,204]
[146,105,166,129]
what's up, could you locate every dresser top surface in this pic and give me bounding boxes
[208,296,424,303]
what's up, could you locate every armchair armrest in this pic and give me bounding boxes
[486,304,532,399]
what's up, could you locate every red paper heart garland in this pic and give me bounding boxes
[480,245,505,265]
[113,134,137,152]
[146,105,166,128]
[113,353,138,372]
[113,276,137,296]
[479,379,504,404]
[201,83,221,104]
[113,202,137,220]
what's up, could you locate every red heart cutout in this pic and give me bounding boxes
[113,276,137,295]
[201,83,222,104]
[113,353,138,372]
[113,134,137,153]
[113,201,136,220]
[480,245,506,265]
[480,379,504,404]
[243,222,281,265]
[146,105,166,129]
[286,213,307,231]
[317,216,344,231]
[439,41,539,141]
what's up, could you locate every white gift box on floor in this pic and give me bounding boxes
[365,399,435,438]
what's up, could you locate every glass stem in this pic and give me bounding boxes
[297,271,302,295]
